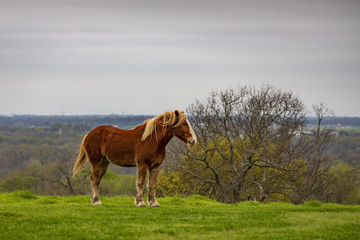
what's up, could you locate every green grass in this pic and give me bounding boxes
[0,191,359,240]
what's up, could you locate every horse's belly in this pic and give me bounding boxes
[108,155,136,167]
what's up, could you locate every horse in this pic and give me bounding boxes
[72,110,197,207]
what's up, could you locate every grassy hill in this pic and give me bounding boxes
[0,191,359,240]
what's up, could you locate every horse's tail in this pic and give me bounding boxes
[73,134,88,176]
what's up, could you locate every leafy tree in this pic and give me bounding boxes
[326,161,360,204]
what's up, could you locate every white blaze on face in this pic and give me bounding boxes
[186,118,197,143]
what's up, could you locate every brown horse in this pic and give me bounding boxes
[72,110,197,207]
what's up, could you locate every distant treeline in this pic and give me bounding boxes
[306,117,360,126]
[0,115,154,129]
[0,115,359,128]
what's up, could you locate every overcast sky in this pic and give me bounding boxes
[0,0,359,116]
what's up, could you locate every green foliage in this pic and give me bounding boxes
[9,190,38,200]
[156,170,195,197]
[99,171,137,196]
[0,133,8,143]
[326,161,360,204]
[103,170,118,179]
[304,200,323,208]
[0,176,38,192]
[0,192,359,240]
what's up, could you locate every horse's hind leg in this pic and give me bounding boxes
[91,157,109,206]
[135,164,148,207]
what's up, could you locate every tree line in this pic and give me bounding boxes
[0,115,153,129]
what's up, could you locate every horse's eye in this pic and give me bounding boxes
[182,123,187,126]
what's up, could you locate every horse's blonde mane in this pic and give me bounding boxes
[141,110,187,141]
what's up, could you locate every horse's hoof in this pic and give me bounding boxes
[92,201,102,206]
[149,202,160,207]
[136,201,147,207]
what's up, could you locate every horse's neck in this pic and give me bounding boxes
[154,124,173,149]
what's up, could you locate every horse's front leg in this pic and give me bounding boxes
[135,164,147,207]
[148,165,161,207]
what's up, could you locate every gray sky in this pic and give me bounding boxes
[0,0,359,116]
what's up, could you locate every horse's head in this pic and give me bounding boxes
[142,110,197,146]
[172,110,197,147]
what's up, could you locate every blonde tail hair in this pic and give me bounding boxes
[72,135,88,176]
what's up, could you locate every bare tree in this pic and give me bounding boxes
[173,85,310,203]
[38,147,79,195]
[293,103,334,202]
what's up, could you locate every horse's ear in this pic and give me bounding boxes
[175,110,180,117]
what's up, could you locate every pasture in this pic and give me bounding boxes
[0,191,359,240]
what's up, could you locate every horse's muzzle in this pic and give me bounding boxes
[187,139,196,147]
